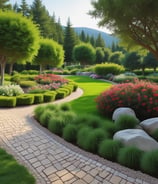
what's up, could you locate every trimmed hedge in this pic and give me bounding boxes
[43,92,56,102]
[94,63,125,76]
[0,96,16,107]
[34,94,44,104]
[16,94,34,106]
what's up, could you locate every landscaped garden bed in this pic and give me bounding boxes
[34,76,158,179]
[0,74,78,107]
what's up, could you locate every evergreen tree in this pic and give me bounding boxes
[90,35,96,47]
[18,0,30,17]
[0,0,11,10]
[63,18,78,64]
[80,30,86,42]
[31,0,52,38]
[55,18,64,44]
[95,33,105,47]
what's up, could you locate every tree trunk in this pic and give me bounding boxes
[9,63,14,75]
[40,65,43,74]
[0,56,6,86]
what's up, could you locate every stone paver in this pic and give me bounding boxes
[0,88,158,184]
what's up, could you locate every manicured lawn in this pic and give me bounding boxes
[66,76,112,115]
[0,148,35,184]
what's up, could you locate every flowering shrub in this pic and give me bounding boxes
[28,83,62,93]
[35,74,68,85]
[0,85,24,96]
[96,80,158,120]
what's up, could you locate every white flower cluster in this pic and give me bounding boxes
[0,85,24,96]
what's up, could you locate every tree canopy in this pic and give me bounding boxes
[73,43,96,66]
[0,11,40,85]
[90,0,158,60]
[34,38,64,73]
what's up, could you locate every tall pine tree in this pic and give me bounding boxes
[18,0,30,17]
[95,33,105,48]
[63,18,78,64]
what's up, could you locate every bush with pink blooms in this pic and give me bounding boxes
[34,74,68,85]
[96,80,158,120]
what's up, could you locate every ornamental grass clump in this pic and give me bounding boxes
[115,114,139,131]
[96,80,158,120]
[98,139,123,161]
[141,150,158,177]
[118,146,144,170]
[62,124,78,143]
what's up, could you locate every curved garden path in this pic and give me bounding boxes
[0,88,158,184]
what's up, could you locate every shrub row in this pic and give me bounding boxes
[94,63,125,76]
[0,82,78,107]
[34,104,158,178]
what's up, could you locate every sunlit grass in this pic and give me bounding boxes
[66,76,112,115]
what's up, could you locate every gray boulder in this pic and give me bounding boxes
[112,107,137,121]
[113,129,158,151]
[140,117,158,134]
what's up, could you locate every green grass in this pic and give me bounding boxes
[66,76,112,115]
[0,148,35,184]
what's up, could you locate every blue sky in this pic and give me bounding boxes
[9,0,110,33]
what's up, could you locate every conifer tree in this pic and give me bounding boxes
[95,33,105,47]
[63,18,78,64]
[0,0,11,10]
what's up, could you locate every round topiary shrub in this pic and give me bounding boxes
[98,139,123,161]
[141,150,158,177]
[62,124,78,143]
[115,114,139,131]
[96,80,158,120]
[118,146,144,170]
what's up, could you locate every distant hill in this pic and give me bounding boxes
[74,27,118,47]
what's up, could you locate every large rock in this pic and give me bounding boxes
[140,118,158,134]
[112,107,137,121]
[113,129,158,151]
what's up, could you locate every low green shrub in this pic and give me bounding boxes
[0,96,16,107]
[59,103,71,111]
[141,150,158,177]
[45,104,58,111]
[62,124,78,143]
[60,111,77,123]
[86,115,104,128]
[115,114,139,131]
[16,94,34,106]
[40,110,53,127]
[10,74,21,84]
[85,128,108,153]
[77,127,92,150]
[98,139,123,161]
[33,94,44,104]
[34,105,46,121]
[118,147,143,170]
[43,92,56,102]
[48,116,66,136]
[55,90,67,99]
[151,129,158,141]
[58,88,70,96]
[94,63,125,76]
[101,121,117,138]
[19,81,36,88]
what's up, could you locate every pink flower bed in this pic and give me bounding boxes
[35,74,68,85]
[96,80,158,120]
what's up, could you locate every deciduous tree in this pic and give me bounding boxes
[0,11,40,85]
[90,0,158,61]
